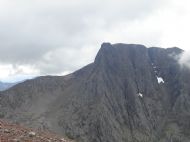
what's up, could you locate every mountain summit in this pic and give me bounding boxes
[0,43,190,142]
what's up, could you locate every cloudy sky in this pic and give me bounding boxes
[0,0,190,82]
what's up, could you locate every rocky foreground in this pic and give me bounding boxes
[0,119,71,142]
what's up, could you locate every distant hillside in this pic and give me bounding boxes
[0,81,17,91]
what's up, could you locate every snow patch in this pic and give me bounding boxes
[138,93,143,98]
[157,76,165,84]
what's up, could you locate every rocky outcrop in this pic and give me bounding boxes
[0,43,190,142]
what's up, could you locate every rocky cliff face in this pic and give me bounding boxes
[0,43,190,142]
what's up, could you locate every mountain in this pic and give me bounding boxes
[0,43,190,142]
[0,81,17,91]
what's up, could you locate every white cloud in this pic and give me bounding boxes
[0,64,39,82]
[0,0,190,82]
[179,51,190,70]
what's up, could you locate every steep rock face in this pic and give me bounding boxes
[0,43,190,142]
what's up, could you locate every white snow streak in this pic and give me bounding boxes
[157,76,164,84]
[138,93,143,98]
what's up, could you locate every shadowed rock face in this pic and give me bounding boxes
[0,43,190,142]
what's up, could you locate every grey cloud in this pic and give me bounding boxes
[0,0,168,75]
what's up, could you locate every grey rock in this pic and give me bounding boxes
[28,131,36,137]
[11,138,21,142]
[4,128,10,133]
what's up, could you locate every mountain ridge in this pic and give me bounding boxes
[0,43,190,142]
